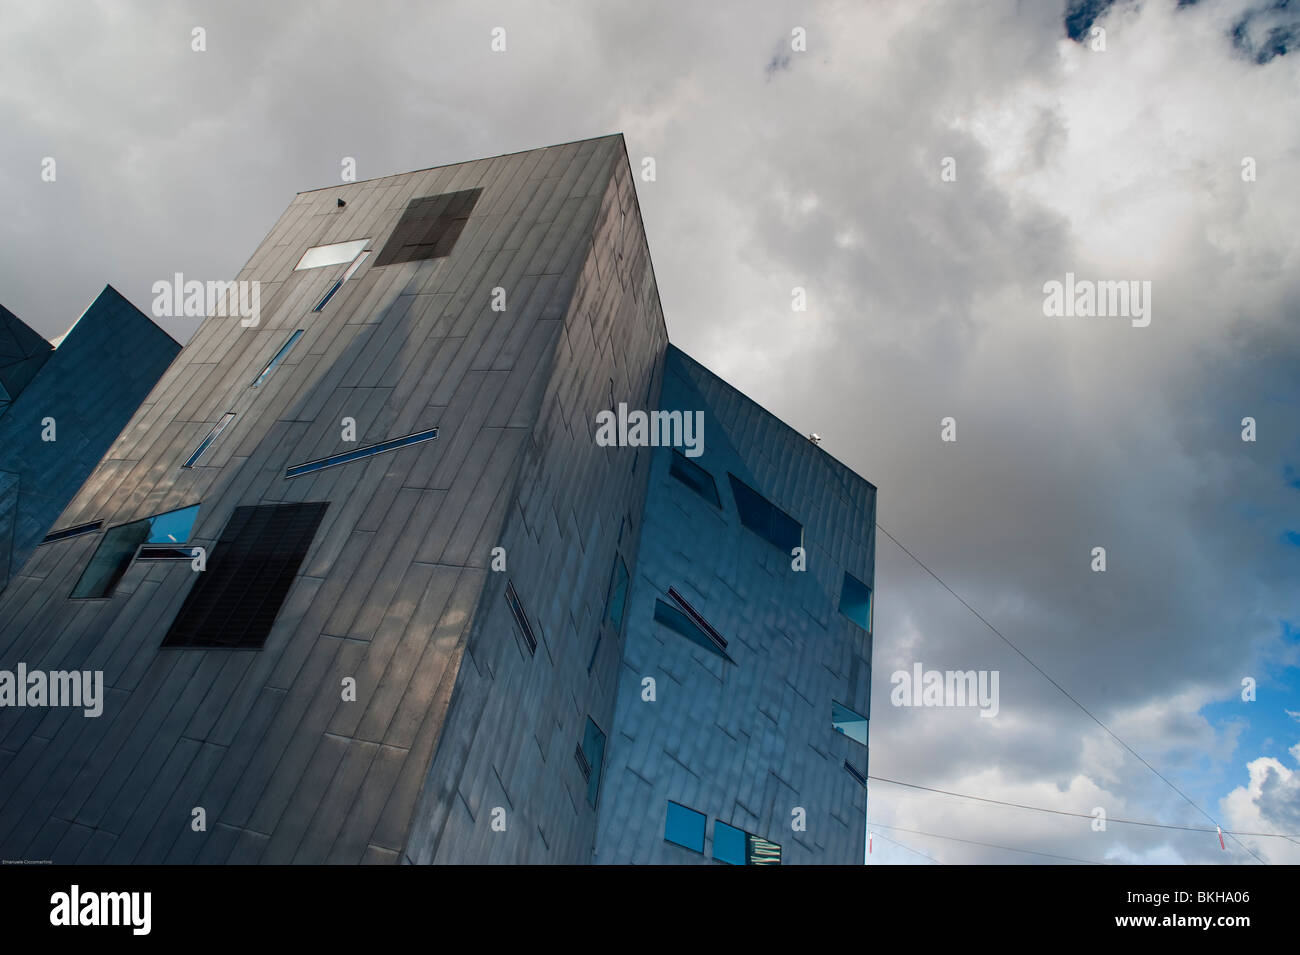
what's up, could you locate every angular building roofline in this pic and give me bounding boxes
[52,283,183,350]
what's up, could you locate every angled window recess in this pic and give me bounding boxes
[41,520,103,544]
[161,501,328,649]
[714,821,783,866]
[71,504,200,598]
[832,700,869,747]
[284,428,438,478]
[653,588,733,662]
[728,473,802,553]
[839,571,873,632]
[505,579,538,656]
[251,329,304,387]
[574,716,607,808]
[373,189,482,267]
[843,759,868,788]
[603,553,629,634]
[293,238,370,271]
[183,413,235,468]
[669,450,721,507]
[664,801,706,854]
[313,250,370,312]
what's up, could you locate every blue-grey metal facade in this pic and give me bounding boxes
[0,134,873,864]
[0,287,180,591]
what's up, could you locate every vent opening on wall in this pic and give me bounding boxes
[504,579,538,656]
[160,501,328,649]
[373,188,482,267]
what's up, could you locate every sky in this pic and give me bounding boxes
[0,0,1297,864]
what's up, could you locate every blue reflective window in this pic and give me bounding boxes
[832,700,869,747]
[713,821,747,865]
[604,554,629,633]
[183,413,235,468]
[252,329,304,387]
[839,571,872,632]
[71,504,200,598]
[284,428,438,478]
[579,717,606,807]
[665,801,706,853]
[669,451,720,507]
[727,473,802,553]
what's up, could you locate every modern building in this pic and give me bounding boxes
[0,289,180,592]
[0,134,874,865]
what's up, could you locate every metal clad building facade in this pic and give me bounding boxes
[0,134,874,864]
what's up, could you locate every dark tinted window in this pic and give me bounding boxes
[578,717,606,807]
[727,474,802,552]
[669,451,720,507]
[653,598,731,661]
[72,504,200,598]
[373,189,482,267]
[161,502,327,648]
[839,571,872,631]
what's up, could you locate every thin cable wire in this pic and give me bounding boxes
[870,775,1300,843]
[868,821,1109,864]
[869,828,944,864]
[875,521,1267,865]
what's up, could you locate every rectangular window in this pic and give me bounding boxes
[71,504,200,598]
[41,520,103,544]
[838,571,873,632]
[161,501,328,649]
[713,821,747,866]
[183,413,235,468]
[664,801,706,854]
[136,545,192,561]
[576,717,606,808]
[251,329,304,387]
[313,250,370,312]
[284,428,438,478]
[505,579,537,656]
[293,238,370,271]
[373,189,482,267]
[653,598,732,662]
[669,451,720,507]
[727,473,802,553]
[832,700,869,746]
[603,553,629,634]
[712,821,782,865]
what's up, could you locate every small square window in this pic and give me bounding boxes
[665,801,706,854]
[832,700,869,747]
[713,821,747,865]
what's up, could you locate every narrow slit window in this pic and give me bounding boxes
[576,716,606,808]
[183,413,235,468]
[843,759,867,788]
[284,428,437,478]
[251,329,304,387]
[653,597,732,662]
[603,553,629,634]
[293,238,370,271]
[41,520,103,544]
[505,579,538,656]
[832,700,869,747]
[669,451,720,507]
[313,250,370,312]
[664,801,706,854]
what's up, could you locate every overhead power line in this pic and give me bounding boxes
[868,821,1109,865]
[875,522,1268,865]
